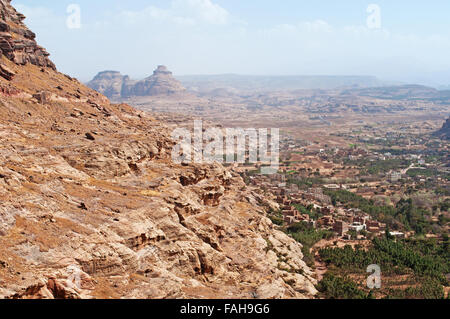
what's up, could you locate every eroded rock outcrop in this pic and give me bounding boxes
[88,66,186,100]
[434,117,450,140]
[87,71,128,100]
[123,65,186,97]
[0,0,55,77]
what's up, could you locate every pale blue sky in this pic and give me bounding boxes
[12,0,450,86]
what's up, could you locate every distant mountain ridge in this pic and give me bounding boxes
[177,74,389,93]
[342,84,450,102]
[88,70,450,104]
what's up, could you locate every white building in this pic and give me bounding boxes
[349,222,366,232]
[389,231,405,238]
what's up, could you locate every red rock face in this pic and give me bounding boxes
[0,0,56,77]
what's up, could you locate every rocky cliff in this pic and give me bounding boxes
[0,1,317,299]
[88,66,186,100]
[0,0,55,75]
[434,117,450,140]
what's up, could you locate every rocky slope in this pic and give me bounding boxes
[88,66,186,100]
[0,1,317,299]
[434,117,450,140]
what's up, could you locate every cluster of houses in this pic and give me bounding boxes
[273,186,390,237]
[248,174,398,239]
[244,149,423,238]
[249,174,333,201]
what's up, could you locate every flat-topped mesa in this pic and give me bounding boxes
[88,71,127,99]
[0,0,56,73]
